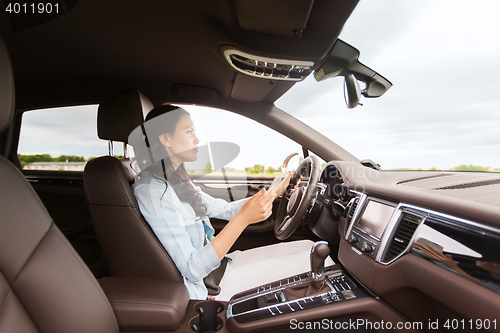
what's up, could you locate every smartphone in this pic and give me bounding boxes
[268,175,283,191]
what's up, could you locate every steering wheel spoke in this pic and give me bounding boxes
[277,215,292,232]
[274,156,320,240]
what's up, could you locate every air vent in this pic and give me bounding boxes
[345,198,359,231]
[222,47,314,81]
[383,213,422,263]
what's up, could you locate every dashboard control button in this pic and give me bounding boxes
[341,290,356,299]
[349,234,359,243]
[362,242,374,253]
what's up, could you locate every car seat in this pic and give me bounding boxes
[0,34,119,333]
[83,90,184,283]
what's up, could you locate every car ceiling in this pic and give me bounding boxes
[0,0,358,117]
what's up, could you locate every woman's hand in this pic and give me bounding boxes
[275,171,296,196]
[235,188,278,226]
[212,188,278,260]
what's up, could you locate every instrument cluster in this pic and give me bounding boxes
[319,164,353,205]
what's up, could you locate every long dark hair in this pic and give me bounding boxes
[144,105,207,218]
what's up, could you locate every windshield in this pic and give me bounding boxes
[276,0,500,172]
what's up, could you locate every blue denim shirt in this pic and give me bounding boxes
[132,171,248,299]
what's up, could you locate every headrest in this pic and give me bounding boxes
[0,35,15,134]
[97,89,154,143]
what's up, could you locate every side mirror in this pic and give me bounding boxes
[344,74,360,109]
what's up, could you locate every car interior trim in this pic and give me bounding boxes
[226,266,371,324]
[344,196,500,294]
[3,1,500,331]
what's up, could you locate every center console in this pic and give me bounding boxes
[222,240,418,333]
[347,196,398,260]
[223,241,373,332]
[227,266,369,324]
[98,239,418,333]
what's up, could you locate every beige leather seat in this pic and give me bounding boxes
[0,36,119,333]
[83,91,183,283]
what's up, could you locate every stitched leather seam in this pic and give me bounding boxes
[134,212,184,282]
[5,216,49,333]
[10,225,51,285]
[88,205,183,282]
[0,288,41,331]
[131,207,183,273]
[109,158,134,207]
[51,224,120,331]
[110,300,176,307]
[0,287,11,317]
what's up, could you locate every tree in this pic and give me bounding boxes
[454,165,486,172]
[18,154,90,167]
[204,162,213,174]
[248,164,265,174]
[18,154,53,167]
[56,155,85,162]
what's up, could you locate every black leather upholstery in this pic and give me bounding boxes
[0,34,119,333]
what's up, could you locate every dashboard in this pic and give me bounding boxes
[314,161,500,329]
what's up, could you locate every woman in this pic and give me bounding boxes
[132,105,295,300]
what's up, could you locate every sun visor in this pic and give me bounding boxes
[230,74,276,102]
[234,0,314,37]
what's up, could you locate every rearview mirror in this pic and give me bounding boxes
[344,74,360,109]
[315,39,392,106]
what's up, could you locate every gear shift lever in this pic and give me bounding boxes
[310,241,330,279]
[285,241,332,301]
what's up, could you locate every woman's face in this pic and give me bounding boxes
[160,114,199,167]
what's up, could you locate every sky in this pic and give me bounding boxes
[276,0,500,170]
[18,0,500,171]
[19,105,109,158]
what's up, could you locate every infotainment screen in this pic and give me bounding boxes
[357,200,395,239]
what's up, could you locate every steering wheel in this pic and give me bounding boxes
[274,155,320,240]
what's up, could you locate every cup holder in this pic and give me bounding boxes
[190,301,224,333]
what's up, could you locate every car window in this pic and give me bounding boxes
[18,105,109,171]
[18,104,318,175]
[276,0,500,173]
[180,106,304,176]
